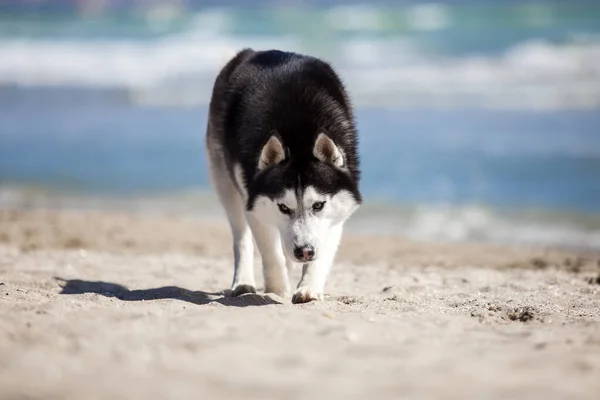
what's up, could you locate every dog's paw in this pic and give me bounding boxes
[231,284,257,297]
[292,287,323,304]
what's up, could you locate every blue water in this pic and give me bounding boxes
[1,91,599,211]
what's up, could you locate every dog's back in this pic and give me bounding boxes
[207,49,359,187]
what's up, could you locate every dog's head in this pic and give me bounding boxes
[247,132,361,263]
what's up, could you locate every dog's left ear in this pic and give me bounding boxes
[313,132,344,168]
[258,133,286,171]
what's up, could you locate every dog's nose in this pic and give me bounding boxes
[294,245,315,262]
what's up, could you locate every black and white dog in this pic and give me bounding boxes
[206,49,361,303]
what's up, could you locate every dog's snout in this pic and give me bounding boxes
[294,245,315,262]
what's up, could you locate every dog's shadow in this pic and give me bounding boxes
[55,278,283,307]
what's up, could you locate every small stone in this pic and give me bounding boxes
[587,275,600,285]
[322,312,335,319]
[346,331,359,342]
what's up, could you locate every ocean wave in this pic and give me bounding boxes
[1,11,599,110]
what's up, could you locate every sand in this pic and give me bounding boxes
[1,209,599,400]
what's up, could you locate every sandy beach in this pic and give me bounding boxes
[1,208,599,400]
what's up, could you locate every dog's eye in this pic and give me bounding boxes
[312,201,326,212]
[277,204,292,215]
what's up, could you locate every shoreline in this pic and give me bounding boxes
[2,185,600,254]
[1,207,598,271]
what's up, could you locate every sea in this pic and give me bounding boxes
[0,0,599,251]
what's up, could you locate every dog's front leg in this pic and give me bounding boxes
[292,224,343,304]
[247,214,291,297]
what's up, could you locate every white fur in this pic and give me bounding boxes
[233,163,247,201]
[252,186,357,303]
[252,187,358,262]
[207,123,359,302]
[293,223,344,303]
[206,130,255,293]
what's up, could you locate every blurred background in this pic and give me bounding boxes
[0,0,599,250]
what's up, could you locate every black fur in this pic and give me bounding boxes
[207,48,361,210]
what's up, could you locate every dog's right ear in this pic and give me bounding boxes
[313,132,344,168]
[258,133,286,171]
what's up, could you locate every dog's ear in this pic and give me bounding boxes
[313,132,344,168]
[258,133,286,171]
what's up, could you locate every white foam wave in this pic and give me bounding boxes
[0,37,296,89]
[0,11,299,89]
[339,39,600,110]
[1,14,599,110]
[350,205,600,251]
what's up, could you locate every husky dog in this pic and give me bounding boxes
[206,49,361,304]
